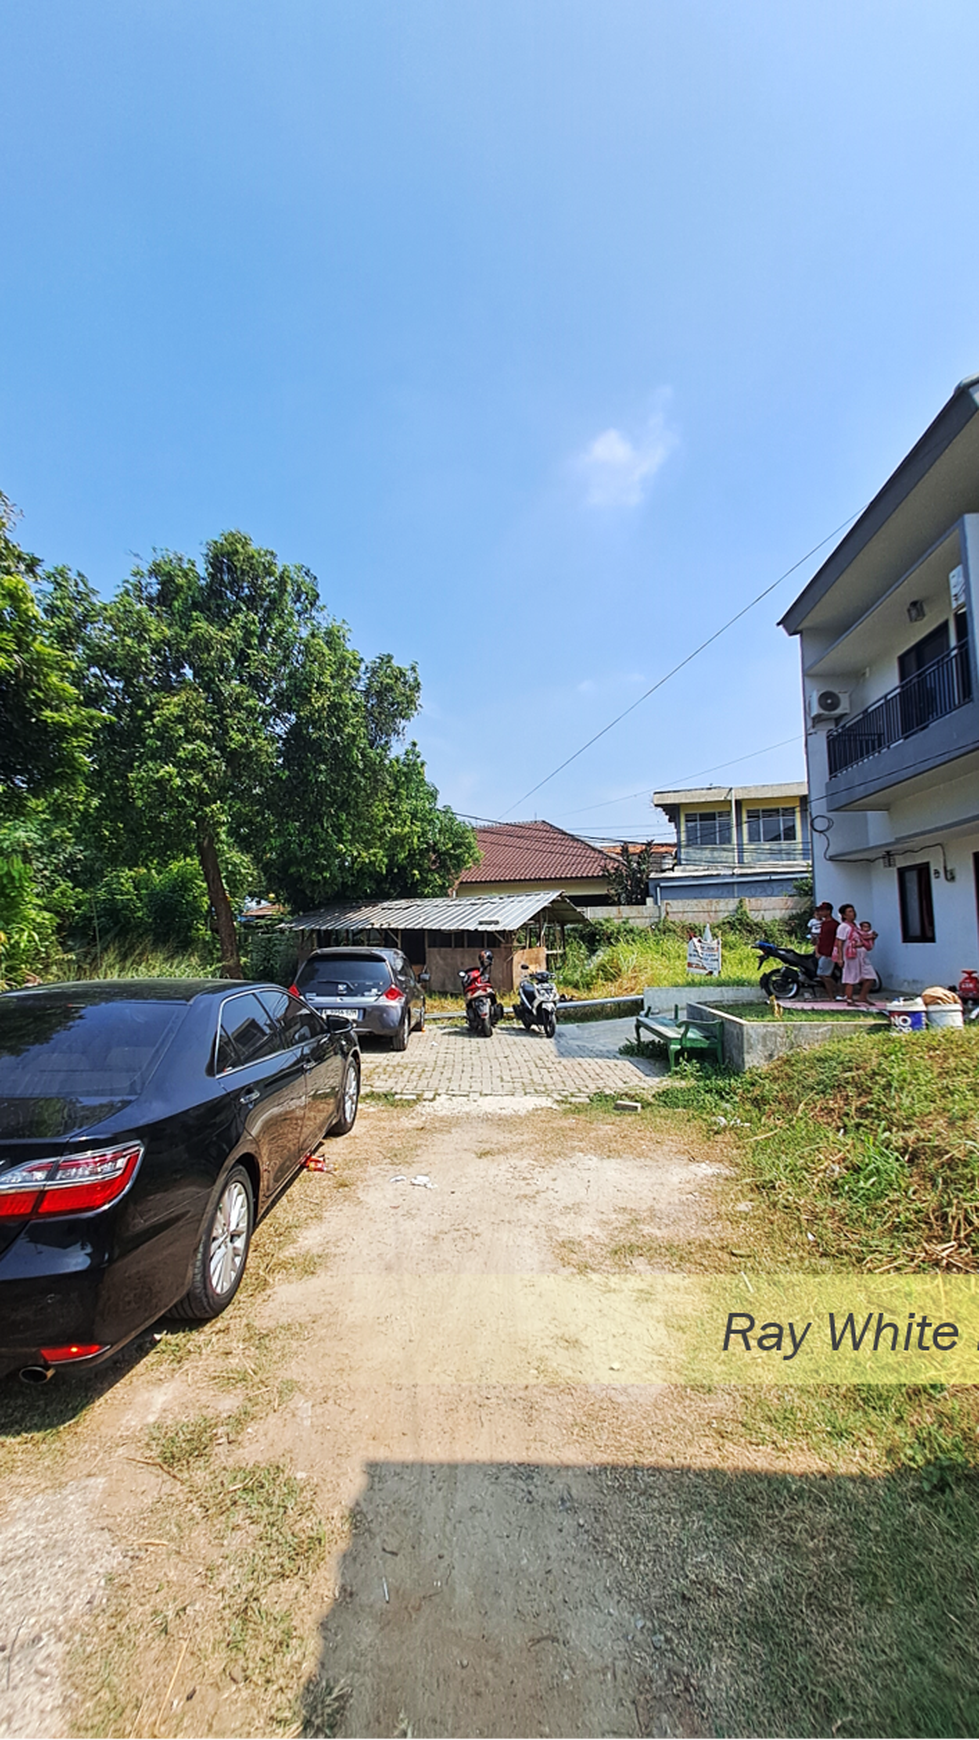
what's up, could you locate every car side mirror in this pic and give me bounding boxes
[419,969,431,984]
[326,1013,353,1035]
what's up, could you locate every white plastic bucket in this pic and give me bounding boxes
[926,1005,964,1029]
[887,997,927,1033]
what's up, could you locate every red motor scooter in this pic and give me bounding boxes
[459,950,504,1038]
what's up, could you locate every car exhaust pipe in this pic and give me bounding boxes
[19,1364,54,1385]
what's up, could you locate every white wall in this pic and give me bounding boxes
[869,831,978,992]
[813,833,979,991]
[801,511,979,990]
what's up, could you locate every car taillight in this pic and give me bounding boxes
[288,983,300,997]
[0,1143,143,1219]
[381,984,405,1002]
[39,1343,107,1363]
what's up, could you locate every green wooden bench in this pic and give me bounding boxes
[635,1003,724,1072]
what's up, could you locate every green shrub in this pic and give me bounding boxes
[91,858,210,952]
[0,842,62,986]
[92,866,150,941]
[144,858,209,949]
[243,926,299,986]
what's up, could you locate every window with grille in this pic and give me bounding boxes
[898,863,935,943]
[684,810,732,846]
[745,806,798,844]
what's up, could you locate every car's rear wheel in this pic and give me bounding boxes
[330,1057,360,1135]
[170,1165,254,1321]
[392,1010,409,1051]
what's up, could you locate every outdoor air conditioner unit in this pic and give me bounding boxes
[809,687,851,724]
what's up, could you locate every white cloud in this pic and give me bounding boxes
[576,396,678,508]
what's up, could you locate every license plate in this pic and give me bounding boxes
[320,1005,363,1022]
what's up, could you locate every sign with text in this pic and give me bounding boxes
[686,922,721,976]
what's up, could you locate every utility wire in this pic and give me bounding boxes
[499,512,859,817]
[553,732,803,819]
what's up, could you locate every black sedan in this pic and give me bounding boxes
[0,979,360,1383]
[291,948,428,1050]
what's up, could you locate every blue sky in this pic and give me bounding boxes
[4,1,979,839]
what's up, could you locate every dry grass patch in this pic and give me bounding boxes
[70,1413,339,1738]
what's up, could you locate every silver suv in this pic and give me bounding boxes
[292,948,427,1050]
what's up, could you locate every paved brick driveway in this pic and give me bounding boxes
[359,1015,664,1098]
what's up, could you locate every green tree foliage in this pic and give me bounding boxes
[0,820,62,987]
[42,528,476,972]
[44,533,322,975]
[267,632,477,906]
[604,840,655,905]
[92,859,211,953]
[0,496,92,816]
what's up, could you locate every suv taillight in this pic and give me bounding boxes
[0,1143,143,1219]
[381,984,405,1003]
[288,983,300,997]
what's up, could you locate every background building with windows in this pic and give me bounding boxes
[780,375,979,991]
[648,782,811,922]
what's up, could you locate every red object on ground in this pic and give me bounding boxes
[959,970,979,1000]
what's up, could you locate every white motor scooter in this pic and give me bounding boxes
[513,965,558,1037]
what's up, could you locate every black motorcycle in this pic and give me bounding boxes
[754,939,838,1000]
[513,964,558,1037]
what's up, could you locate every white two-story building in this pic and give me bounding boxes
[780,376,979,992]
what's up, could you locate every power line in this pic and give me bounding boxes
[552,732,804,819]
[499,512,859,817]
[458,734,803,837]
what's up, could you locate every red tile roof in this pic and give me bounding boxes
[456,821,616,885]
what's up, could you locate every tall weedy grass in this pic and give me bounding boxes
[658,1027,979,1270]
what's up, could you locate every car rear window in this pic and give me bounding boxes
[0,999,185,1097]
[297,957,391,995]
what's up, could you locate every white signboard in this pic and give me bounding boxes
[686,922,722,976]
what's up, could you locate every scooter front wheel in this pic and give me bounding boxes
[542,1010,556,1038]
[765,968,800,999]
[479,1015,493,1038]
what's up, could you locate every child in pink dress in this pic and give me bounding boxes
[834,906,879,1004]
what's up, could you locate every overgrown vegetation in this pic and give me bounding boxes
[555,904,807,996]
[654,1027,979,1271]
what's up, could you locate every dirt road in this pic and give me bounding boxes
[0,1090,841,1739]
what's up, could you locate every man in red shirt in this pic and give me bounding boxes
[814,902,839,1000]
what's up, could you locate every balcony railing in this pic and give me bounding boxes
[678,842,810,870]
[827,641,972,778]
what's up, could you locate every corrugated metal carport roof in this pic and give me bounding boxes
[280,891,587,932]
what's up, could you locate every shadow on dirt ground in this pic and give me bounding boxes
[300,1458,979,1740]
[0,1322,203,1437]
